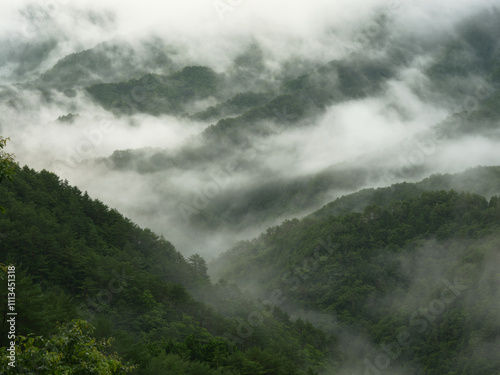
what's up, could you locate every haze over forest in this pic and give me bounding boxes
[1,1,500,374]
[1,0,499,258]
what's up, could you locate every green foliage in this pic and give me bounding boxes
[313,166,500,219]
[0,137,17,183]
[40,40,175,89]
[214,189,500,374]
[0,320,135,374]
[0,269,76,347]
[0,167,339,374]
[188,254,210,282]
[0,137,18,213]
[87,66,219,116]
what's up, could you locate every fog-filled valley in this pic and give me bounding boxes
[1,1,500,374]
[1,0,500,259]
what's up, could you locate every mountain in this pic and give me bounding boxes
[40,39,177,90]
[211,178,500,374]
[3,164,499,374]
[75,9,500,257]
[0,166,338,374]
[1,8,499,262]
[2,3,500,374]
[87,66,221,116]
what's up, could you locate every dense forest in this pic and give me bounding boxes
[212,185,500,374]
[1,165,500,374]
[0,166,337,374]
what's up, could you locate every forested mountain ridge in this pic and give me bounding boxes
[0,166,338,374]
[212,178,500,374]
[1,166,500,374]
[311,166,500,219]
[41,40,176,89]
[86,66,221,116]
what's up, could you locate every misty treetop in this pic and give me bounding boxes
[0,137,18,213]
[86,66,220,116]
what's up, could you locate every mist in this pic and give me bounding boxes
[2,2,500,375]
[1,0,499,261]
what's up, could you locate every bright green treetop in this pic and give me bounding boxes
[0,137,17,213]
[0,320,136,374]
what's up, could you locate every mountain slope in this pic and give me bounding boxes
[0,166,338,374]
[211,183,500,374]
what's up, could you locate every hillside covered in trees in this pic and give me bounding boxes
[1,165,500,374]
[0,167,337,374]
[212,178,500,374]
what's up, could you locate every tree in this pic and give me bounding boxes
[0,319,136,374]
[0,137,17,213]
[188,254,210,281]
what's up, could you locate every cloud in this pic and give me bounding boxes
[0,0,499,260]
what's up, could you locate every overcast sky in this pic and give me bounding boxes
[1,0,495,75]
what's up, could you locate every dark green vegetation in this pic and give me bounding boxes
[0,167,336,374]
[0,319,136,374]
[40,40,176,90]
[2,165,499,374]
[212,180,500,374]
[0,137,17,213]
[312,166,500,219]
[87,66,220,116]
[86,55,397,138]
